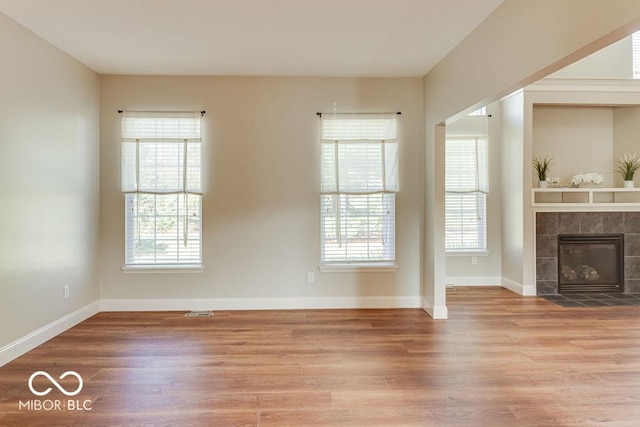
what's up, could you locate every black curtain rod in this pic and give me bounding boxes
[317,112,401,117]
[117,110,206,116]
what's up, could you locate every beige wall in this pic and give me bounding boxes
[99,76,424,305]
[613,106,640,186]
[533,106,615,187]
[550,36,633,79]
[0,13,100,349]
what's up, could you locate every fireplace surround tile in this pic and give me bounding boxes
[536,212,640,295]
[624,256,640,280]
[558,213,580,234]
[536,235,557,257]
[536,257,557,281]
[537,280,558,294]
[625,234,640,256]
[579,212,603,234]
[537,213,558,235]
[624,212,640,233]
[603,213,624,233]
[625,279,640,293]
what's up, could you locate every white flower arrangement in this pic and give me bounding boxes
[571,172,604,187]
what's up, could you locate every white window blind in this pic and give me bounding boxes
[633,31,640,79]
[121,111,203,265]
[122,111,202,195]
[321,114,398,264]
[445,114,488,252]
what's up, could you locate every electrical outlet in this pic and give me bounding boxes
[471,256,478,265]
[64,285,70,299]
[307,272,315,283]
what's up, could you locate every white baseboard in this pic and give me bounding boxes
[446,276,502,286]
[421,298,448,319]
[100,296,422,312]
[446,276,537,296]
[0,301,100,367]
[501,277,537,296]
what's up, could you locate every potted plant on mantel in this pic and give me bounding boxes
[616,152,640,188]
[533,155,554,188]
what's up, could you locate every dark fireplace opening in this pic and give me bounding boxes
[558,234,624,294]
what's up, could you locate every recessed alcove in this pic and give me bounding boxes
[533,103,640,189]
[515,79,640,298]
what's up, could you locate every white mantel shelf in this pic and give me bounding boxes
[531,187,640,210]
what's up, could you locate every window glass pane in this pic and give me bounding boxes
[321,194,395,263]
[468,107,487,116]
[445,193,486,251]
[126,193,202,264]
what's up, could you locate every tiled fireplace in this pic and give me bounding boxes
[536,212,640,295]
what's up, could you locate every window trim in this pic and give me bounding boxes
[318,263,398,273]
[122,264,205,274]
[445,250,490,257]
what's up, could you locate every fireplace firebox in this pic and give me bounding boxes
[558,234,624,294]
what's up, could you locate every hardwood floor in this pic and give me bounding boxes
[2,287,640,426]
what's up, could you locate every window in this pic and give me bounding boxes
[633,31,640,79]
[445,112,489,252]
[121,111,203,266]
[320,114,398,264]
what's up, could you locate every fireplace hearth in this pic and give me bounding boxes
[558,234,624,293]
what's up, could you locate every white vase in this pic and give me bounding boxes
[624,180,634,188]
[538,180,547,188]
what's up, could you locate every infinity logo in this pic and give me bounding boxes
[28,371,84,397]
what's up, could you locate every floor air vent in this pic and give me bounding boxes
[184,310,214,317]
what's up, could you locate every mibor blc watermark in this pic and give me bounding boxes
[19,371,92,412]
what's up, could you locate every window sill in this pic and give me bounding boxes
[122,265,205,274]
[446,251,489,257]
[319,263,397,273]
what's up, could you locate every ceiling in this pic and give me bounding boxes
[0,0,503,77]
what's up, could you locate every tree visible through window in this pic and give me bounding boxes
[320,114,398,264]
[121,111,203,266]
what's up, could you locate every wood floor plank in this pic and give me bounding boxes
[258,407,438,427]
[2,287,640,425]
[256,392,333,410]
